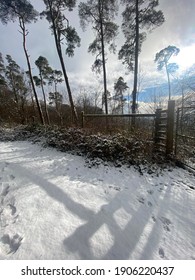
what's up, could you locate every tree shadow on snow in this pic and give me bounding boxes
[8,161,172,260]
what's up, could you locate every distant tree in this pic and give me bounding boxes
[79,0,119,114]
[155,45,180,100]
[5,55,29,123]
[119,0,165,113]
[0,52,6,86]
[49,91,63,124]
[49,91,63,110]
[0,88,16,123]
[5,55,21,105]
[0,0,45,124]
[0,53,9,122]
[113,77,128,114]
[41,0,80,125]
[34,56,53,125]
[48,69,63,92]
[48,69,64,124]
[181,64,195,96]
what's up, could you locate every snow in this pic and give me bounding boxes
[0,141,195,260]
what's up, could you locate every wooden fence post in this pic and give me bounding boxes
[166,100,175,155]
[154,108,162,145]
[81,111,84,128]
[174,108,180,155]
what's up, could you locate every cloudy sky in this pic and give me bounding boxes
[0,0,195,99]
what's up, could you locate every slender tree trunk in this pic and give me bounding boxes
[132,0,139,114]
[29,83,36,117]
[40,71,50,125]
[9,73,19,104]
[19,18,45,125]
[99,0,108,114]
[47,2,78,126]
[9,74,21,119]
[165,61,171,100]
[57,45,78,125]
[181,85,184,133]
[20,97,26,124]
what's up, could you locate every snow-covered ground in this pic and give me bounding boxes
[0,141,194,260]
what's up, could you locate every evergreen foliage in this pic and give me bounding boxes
[119,0,165,113]
[155,45,180,100]
[79,0,119,114]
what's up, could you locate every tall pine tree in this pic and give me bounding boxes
[41,0,80,125]
[119,0,164,113]
[0,0,45,124]
[79,0,119,114]
[34,56,53,125]
[155,45,180,100]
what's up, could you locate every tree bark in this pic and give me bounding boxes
[99,0,108,114]
[165,61,171,100]
[48,1,78,126]
[19,18,45,125]
[132,0,139,114]
[57,45,78,125]
[40,71,50,125]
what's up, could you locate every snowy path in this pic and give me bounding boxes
[0,141,195,260]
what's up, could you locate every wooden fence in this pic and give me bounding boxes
[81,100,175,155]
[175,105,195,169]
[155,100,175,155]
[81,112,155,141]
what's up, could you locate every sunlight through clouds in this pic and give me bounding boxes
[172,45,195,70]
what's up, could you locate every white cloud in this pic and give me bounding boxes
[0,0,194,100]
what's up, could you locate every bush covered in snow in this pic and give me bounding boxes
[0,124,167,167]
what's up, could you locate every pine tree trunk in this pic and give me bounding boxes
[165,62,171,100]
[19,18,45,125]
[57,46,78,125]
[48,2,78,126]
[132,0,139,115]
[99,0,108,114]
[40,72,50,125]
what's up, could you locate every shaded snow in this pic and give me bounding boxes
[0,141,195,260]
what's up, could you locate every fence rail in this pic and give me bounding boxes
[154,100,175,155]
[82,113,156,118]
[81,100,175,155]
[81,101,195,164]
[81,112,156,136]
[81,112,156,128]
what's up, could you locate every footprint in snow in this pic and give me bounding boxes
[1,162,9,172]
[151,215,156,222]
[147,201,153,207]
[108,185,121,191]
[0,233,23,254]
[185,187,194,193]
[137,196,145,204]
[160,216,172,232]
[114,186,121,191]
[0,203,18,227]
[147,189,154,195]
[9,175,15,180]
[1,185,10,197]
[158,247,165,259]
[7,204,17,216]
